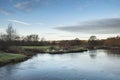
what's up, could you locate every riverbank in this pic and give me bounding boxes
[0,53,28,66]
[48,49,87,54]
[0,46,87,67]
[22,46,87,54]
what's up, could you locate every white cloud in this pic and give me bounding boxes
[0,8,12,15]
[13,0,50,12]
[14,1,32,12]
[8,19,31,26]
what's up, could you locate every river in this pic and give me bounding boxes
[0,49,120,80]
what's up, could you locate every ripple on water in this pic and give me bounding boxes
[0,50,120,80]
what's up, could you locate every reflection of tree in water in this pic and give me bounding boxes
[104,50,120,58]
[89,50,97,59]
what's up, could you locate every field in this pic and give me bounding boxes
[22,46,51,50]
[0,53,27,65]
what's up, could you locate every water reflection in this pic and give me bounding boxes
[0,49,120,80]
[88,50,97,59]
[104,50,120,58]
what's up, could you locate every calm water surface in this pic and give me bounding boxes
[0,49,120,80]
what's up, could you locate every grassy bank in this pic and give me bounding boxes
[48,49,87,54]
[22,46,59,51]
[0,53,27,66]
[22,46,59,53]
[0,46,87,66]
[22,46,87,54]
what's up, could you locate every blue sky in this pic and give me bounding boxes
[0,0,120,40]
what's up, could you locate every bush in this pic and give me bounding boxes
[7,46,25,54]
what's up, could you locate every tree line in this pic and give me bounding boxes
[88,35,120,49]
[0,24,51,50]
[0,24,120,51]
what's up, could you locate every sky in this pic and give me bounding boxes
[0,0,120,40]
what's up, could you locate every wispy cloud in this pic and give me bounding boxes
[14,1,32,12]
[8,19,31,26]
[13,0,49,12]
[0,0,50,14]
[0,8,12,15]
[55,17,120,34]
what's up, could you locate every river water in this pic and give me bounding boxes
[0,49,120,80]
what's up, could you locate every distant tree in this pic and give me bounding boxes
[89,36,97,41]
[41,37,45,42]
[6,24,17,41]
[88,36,98,47]
[71,38,81,46]
[104,36,120,47]
[0,33,7,41]
[29,34,39,41]
[24,34,39,42]
[75,38,79,40]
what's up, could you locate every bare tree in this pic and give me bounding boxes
[41,37,45,42]
[0,33,7,41]
[24,34,39,41]
[6,24,17,41]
